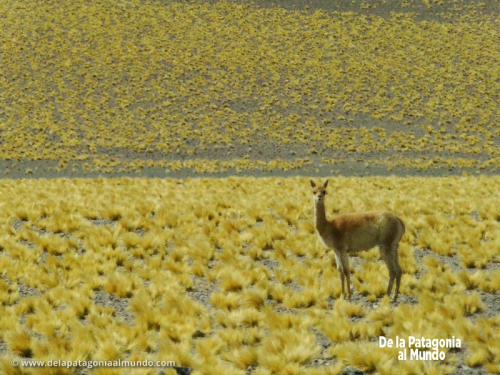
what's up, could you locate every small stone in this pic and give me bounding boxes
[342,367,365,375]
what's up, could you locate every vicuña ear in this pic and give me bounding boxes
[323,180,329,188]
[310,180,316,188]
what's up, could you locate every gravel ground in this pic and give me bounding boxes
[1,0,500,180]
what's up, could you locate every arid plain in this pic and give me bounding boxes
[0,0,499,374]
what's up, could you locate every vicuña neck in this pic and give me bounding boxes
[314,200,328,232]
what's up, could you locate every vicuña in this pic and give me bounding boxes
[310,180,405,301]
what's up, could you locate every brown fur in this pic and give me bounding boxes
[310,180,405,301]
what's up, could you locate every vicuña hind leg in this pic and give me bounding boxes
[380,246,396,298]
[393,248,402,301]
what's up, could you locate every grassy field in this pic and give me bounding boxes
[0,177,499,374]
[1,0,500,177]
[1,0,500,373]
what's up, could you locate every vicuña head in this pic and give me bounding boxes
[311,179,327,204]
[310,180,405,302]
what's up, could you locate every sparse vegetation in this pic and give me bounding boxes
[0,177,499,373]
[1,0,499,373]
[1,0,500,176]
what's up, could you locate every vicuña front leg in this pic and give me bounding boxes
[338,271,345,299]
[339,251,351,301]
[333,253,345,299]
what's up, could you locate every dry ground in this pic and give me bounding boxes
[1,0,500,374]
[0,177,499,374]
[1,0,500,178]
